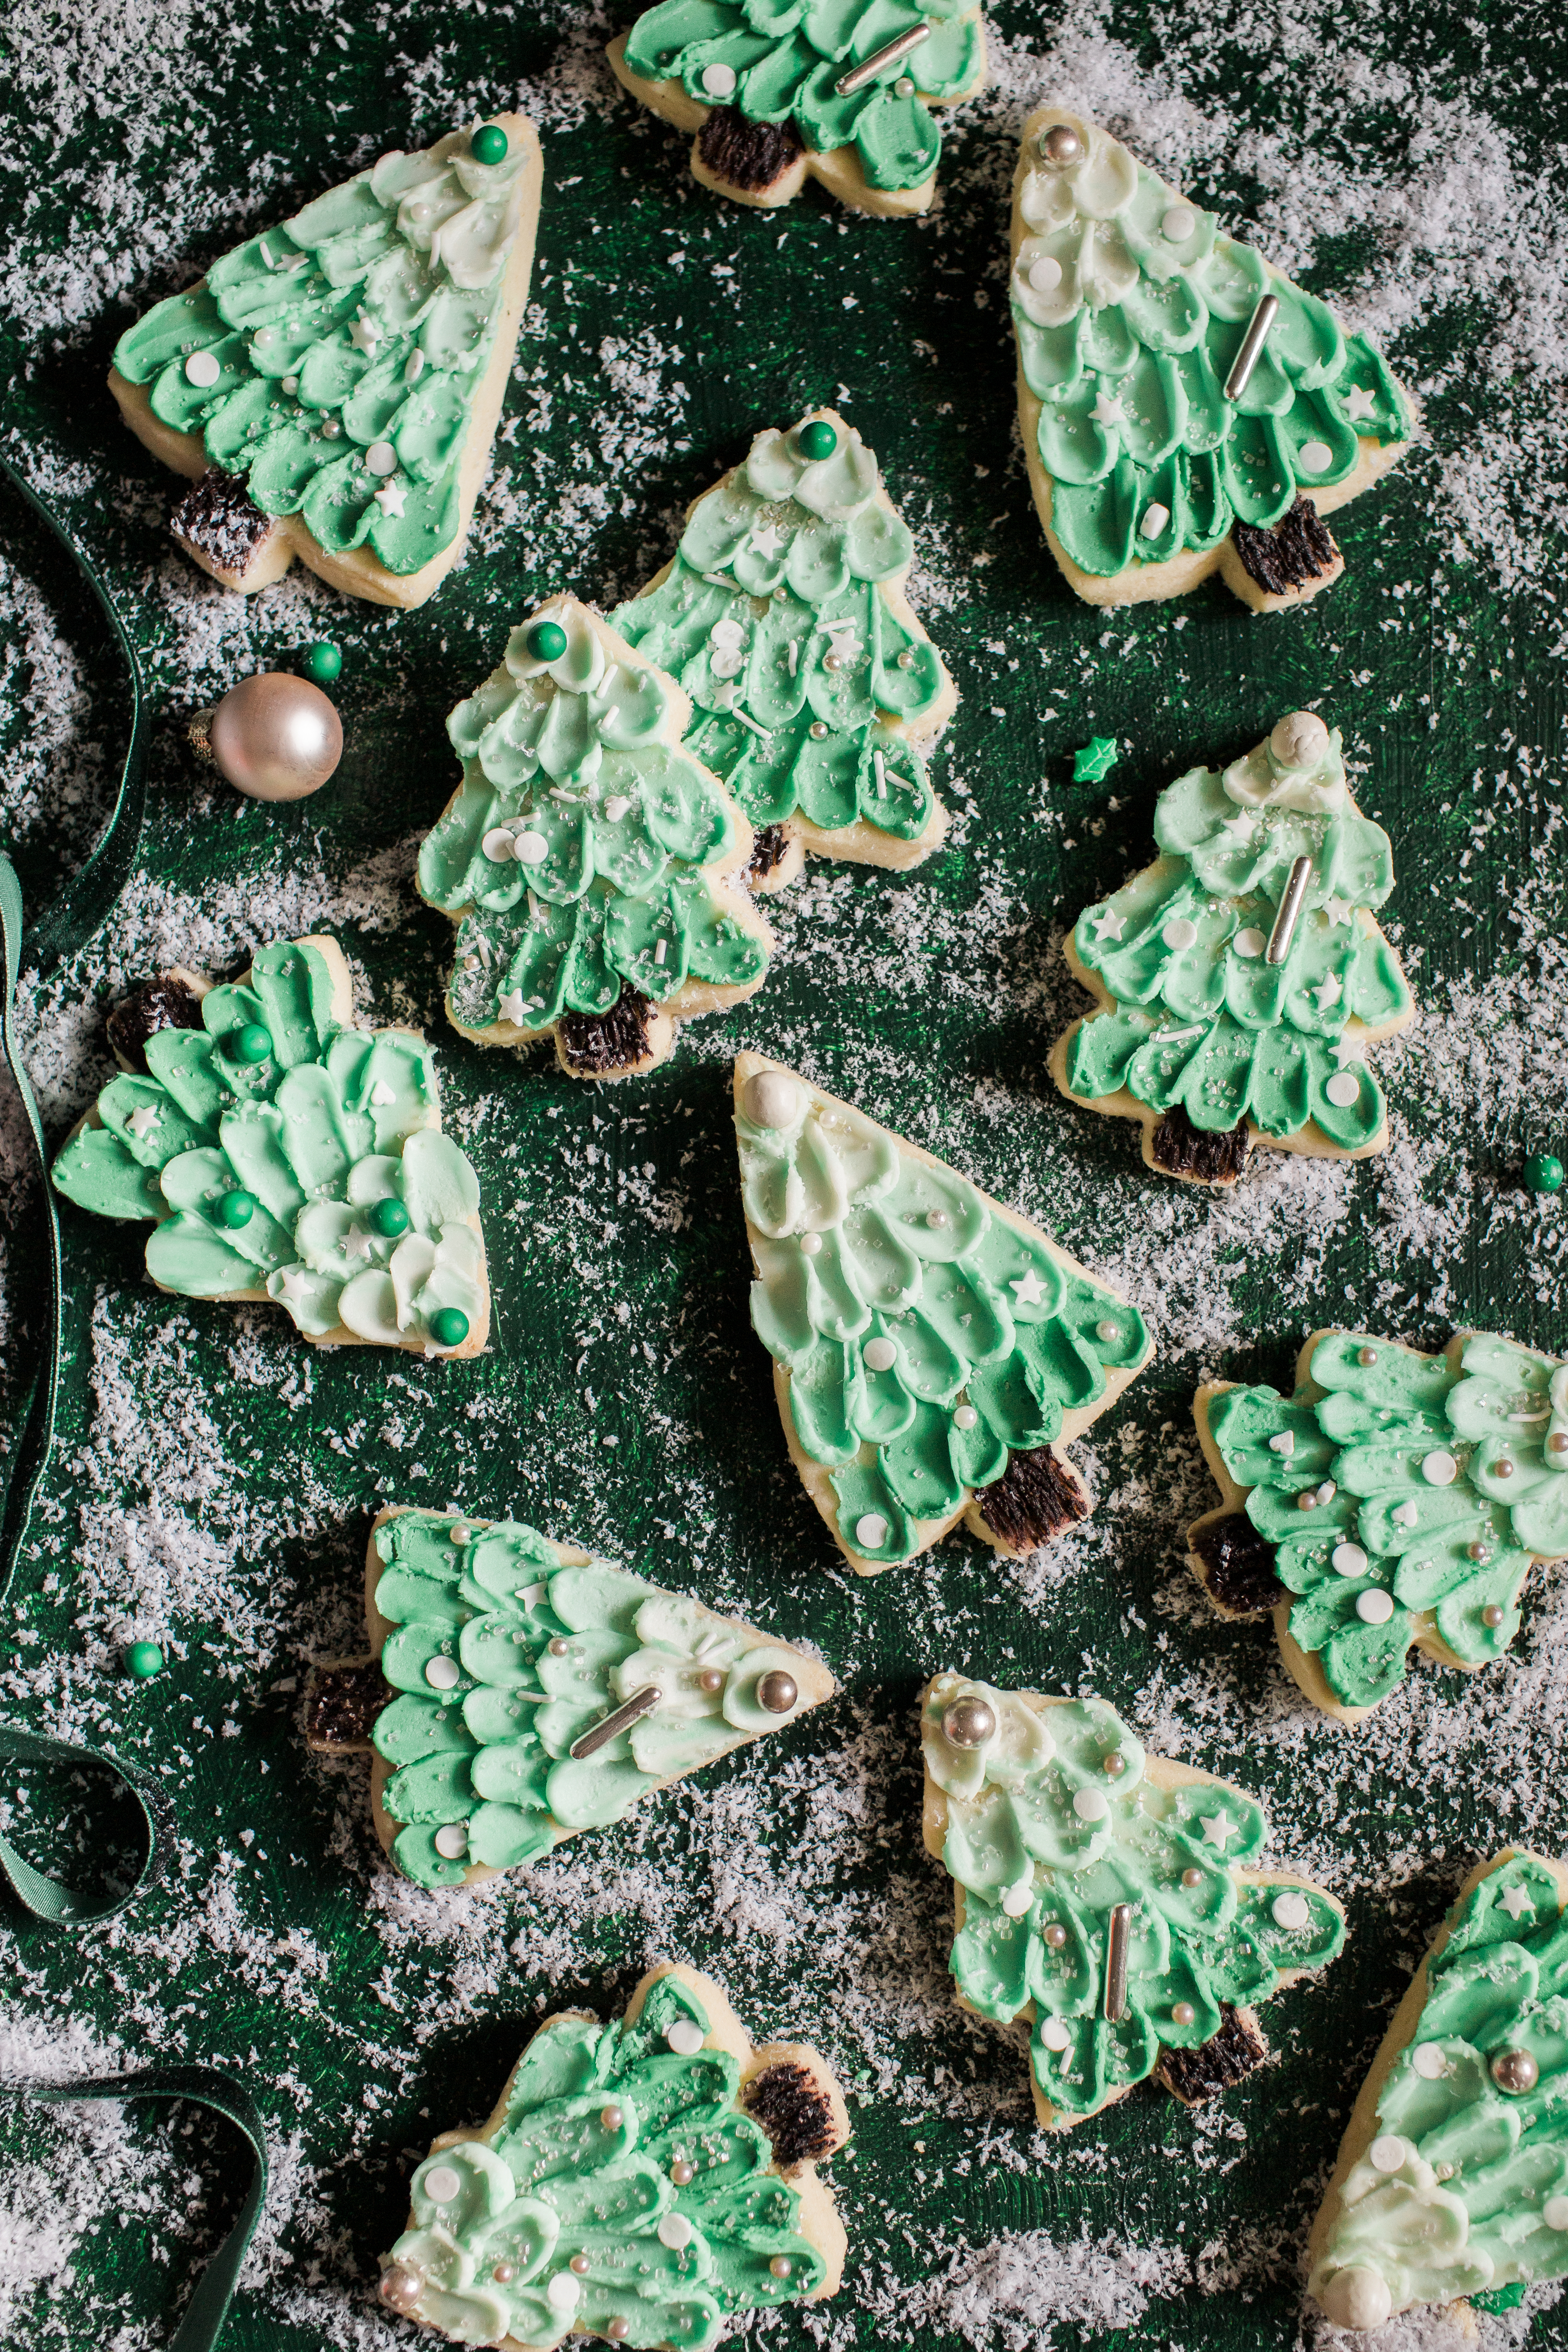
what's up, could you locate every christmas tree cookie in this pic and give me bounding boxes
[1191,1328,1568,1724]
[108,117,541,607]
[608,1,986,217]
[52,938,489,1355]
[1309,1851,1568,2332]
[306,1507,834,1890]
[611,409,955,894]
[1011,107,1414,611]
[1052,710,1413,1185]
[418,596,774,1078]
[733,1054,1151,1572]
[922,1675,1345,2127]
[378,1963,849,2346]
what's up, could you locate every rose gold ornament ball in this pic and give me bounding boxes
[210,673,343,801]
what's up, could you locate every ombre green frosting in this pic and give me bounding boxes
[924,1678,1343,2118]
[112,125,533,573]
[1312,1857,1568,2319]
[736,1066,1148,1564]
[1210,1330,1568,1713]
[384,1972,827,2348]
[51,940,485,1350]
[372,1509,815,1891]
[1012,114,1412,574]
[622,0,982,192]
[611,414,949,847]
[1068,721,1409,1145]
[418,597,770,1039]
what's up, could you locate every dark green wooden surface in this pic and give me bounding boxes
[1,0,1566,2343]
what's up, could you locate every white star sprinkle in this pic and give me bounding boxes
[1199,1811,1237,1847]
[1093,391,1124,429]
[1220,812,1257,843]
[278,1268,308,1304]
[1011,1269,1048,1309]
[350,314,380,354]
[126,1104,161,1139]
[496,988,529,1027]
[748,521,788,558]
[374,479,407,518]
[1343,384,1378,423]
[1092,908,1125,943]
[1499,1882,1534,1922]
[1322,897,1355,927]
[341,1227,374,1260]
[1314,972,1344,1011]
[1332,1037,1363,1070]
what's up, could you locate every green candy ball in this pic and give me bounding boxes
[369,1195,410,1239]
[526,618,569,662]
[1525,1154,1565,1195]
[300,641,341,685]
[471,123,508,165]
[214,1188,257,1230]
[797,419,837,460]
[429,1307,471,1349]
[124,1641,165,1680]
[233,1022,273,1065]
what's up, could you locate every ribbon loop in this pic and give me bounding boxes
[0,1721,172,1924]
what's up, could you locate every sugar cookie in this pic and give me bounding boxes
[307,1508,835,1889]
[418,596,773,1078]
[108,118,541,607]
[607,5,986,217]
[52,937,488,1354]
[733,1053,1151,1572]
[1308,1850,1568,2331]
[922,1676,1345,2127]
[1051,712,1413,1184]
[1011,107,1414,611]
[1191,1328,1568,1723]
[611,409,955,894]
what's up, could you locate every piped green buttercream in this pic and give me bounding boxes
[1012,113,1412,573]
[622,0,982,193]
[610,412,951,856]
[1067,716,1409,1147]
[1311,1855,1568,2322]
[384,1971,833,2348]
[925,1678,1344,2118]
[113,124,534,574]
[371,1509,819,1889]
[1207,1328,1568,1713]
[51,939,486,1351]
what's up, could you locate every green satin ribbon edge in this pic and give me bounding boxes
[0,451,149,972]
[0,852,61,1615]
[26,2063,268,2352]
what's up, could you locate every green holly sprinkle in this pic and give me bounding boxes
[1073,737,1118,783]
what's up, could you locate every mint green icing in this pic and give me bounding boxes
[736,1064,1149,1564]
[925,1680,1344,2118]
[384,1972,828,2348]
[611,413,950,853]
[1312,1856,1568,2322]
[418,597,770,1043]
[1068,717,1409,1146]
[1012,114,1412,574]
[623,0,982,192]
[372,1509,815,1890]
[1209,1329,1568,1713]
[51,940,485,1350]
[112,125,533,575]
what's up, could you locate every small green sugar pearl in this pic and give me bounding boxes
[1525,1153,1565,1195]
[300,641,341,685]
[471,123,508,165]
[797,419,837,460]
[369,1196,410,1238]
[124,1641,165,1680]
[526,618,569,662]
[233,1022,273,1065]
[430,1307,471,1349]
[214,1188,257,1230]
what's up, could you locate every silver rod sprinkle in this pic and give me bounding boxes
[1266,855,1314,965]
[835,22,928,95]
[569,1683,663,1760]
[1224,291,1279,402]
[1104,1903,1132,2023]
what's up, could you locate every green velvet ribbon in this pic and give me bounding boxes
[25,2064,268,2350]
